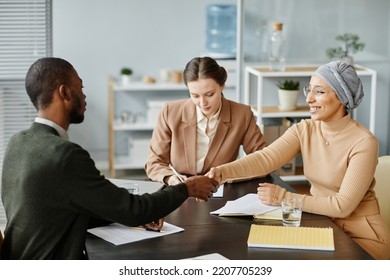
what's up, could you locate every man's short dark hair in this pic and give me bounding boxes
[25,57,75,110]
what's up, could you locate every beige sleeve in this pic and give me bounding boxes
[219,125,301,183]
[145,103,174,183]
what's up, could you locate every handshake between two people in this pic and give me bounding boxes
[143,167,222,231]
[181,167,277,206]
[181,167,223,202]
[142,168,223,231]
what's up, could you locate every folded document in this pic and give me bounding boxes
[254,208,282,220]
[210,193,280,217]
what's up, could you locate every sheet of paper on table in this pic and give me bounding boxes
[108,178,163,194]
[212,184,224,198]
[183,253,229,260]
[88,222,184,246]
[210,193,279,217]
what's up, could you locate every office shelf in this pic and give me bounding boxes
[113,156,145,170]
[107,76,188,178]
[114,82,187,91]
[244,64,377,132]
[113,123,155,131]
[252,105,311,119]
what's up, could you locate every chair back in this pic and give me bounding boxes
[374,156,390,230]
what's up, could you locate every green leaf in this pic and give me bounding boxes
[277,80,300,90]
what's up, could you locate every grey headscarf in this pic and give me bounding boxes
[314,61,364,110]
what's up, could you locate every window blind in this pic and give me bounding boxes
[0,0,52,187]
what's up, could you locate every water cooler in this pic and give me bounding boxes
[205,4,237,59]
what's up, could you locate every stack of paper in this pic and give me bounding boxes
[247,224,335,251]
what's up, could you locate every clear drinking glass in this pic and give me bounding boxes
[282,198,302,227]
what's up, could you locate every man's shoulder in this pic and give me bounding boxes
[9,123,83,153]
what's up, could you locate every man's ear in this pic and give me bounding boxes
[58,84,72,101]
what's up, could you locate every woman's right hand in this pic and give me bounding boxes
[207,167,222,184]
[257,182,277,205]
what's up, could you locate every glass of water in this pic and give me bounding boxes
[120,183,139,195]
[281,198,302,227]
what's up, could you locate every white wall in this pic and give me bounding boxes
[242,0,390,156]
[53,0,236,164]
[243,0,390,61]
[53,0,390,165]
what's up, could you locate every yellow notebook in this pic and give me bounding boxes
[247,224,335,251]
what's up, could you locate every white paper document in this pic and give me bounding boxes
[108,178,163,195]
[212,184,224,198]
[210,193,279,216]
[88,222,184,245]
[183,253,229,260]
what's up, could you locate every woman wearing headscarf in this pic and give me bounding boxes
[208,61,390,259]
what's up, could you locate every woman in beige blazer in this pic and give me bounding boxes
[145,57,266,185]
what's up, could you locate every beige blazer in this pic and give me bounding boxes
[145,97,266,183]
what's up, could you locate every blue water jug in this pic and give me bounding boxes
[205,4,237,58]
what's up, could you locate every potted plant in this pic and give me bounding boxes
[325,33,365,65]
[120,67,133,85]
[277,80,300,111]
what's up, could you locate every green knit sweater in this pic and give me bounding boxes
[1,123,188,259]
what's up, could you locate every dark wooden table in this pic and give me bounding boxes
[86,174,373,260]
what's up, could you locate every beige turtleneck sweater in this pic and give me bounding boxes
[218,114,378,219]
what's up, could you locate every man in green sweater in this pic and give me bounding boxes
[1,57,218,259]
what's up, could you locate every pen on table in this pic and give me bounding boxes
[168,163,185,183]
